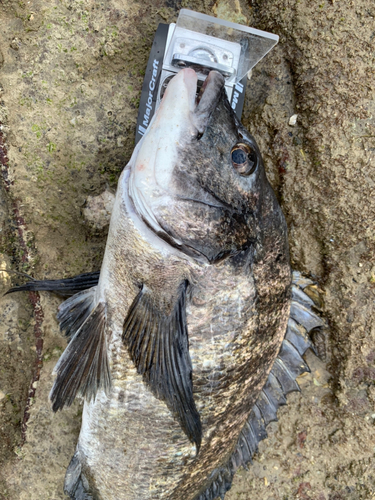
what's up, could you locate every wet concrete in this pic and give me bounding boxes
[0,0,374,498]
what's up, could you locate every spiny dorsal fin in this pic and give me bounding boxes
[50,295,111,411]
[122,281,202,451]
[194,272,325,500]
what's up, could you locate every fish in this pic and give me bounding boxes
[8,68,324,499]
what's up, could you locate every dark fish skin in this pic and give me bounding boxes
[166,84,292,498]
[8,69,293,500]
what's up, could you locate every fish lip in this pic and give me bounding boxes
[193,70,225,134]
[195,70,224,105]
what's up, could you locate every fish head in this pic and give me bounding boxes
[129,68,287,264]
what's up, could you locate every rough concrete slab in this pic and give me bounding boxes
[0,0,374,498]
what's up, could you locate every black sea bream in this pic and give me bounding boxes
[10,68,324,500]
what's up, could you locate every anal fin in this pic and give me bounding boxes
[122,281,202,450]
[65,451,94,500]
[50,290,111,411]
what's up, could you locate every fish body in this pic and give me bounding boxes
[60,68,291,499]
[10,68,324,500]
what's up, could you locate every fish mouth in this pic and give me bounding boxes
[191,70,225,134]
[160,69,225,107]
[160,68,225,135]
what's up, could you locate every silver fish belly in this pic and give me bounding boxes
[28,68,317,500]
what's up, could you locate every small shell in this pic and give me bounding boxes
[289,114,298,126]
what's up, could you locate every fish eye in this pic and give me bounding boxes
[231,143,257,176]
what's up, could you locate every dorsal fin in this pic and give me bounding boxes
[194,272,325,500]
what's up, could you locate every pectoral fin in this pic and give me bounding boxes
[122,281,202,450]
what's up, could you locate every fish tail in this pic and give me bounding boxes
[195,271,326,500]
[64,451,93,500]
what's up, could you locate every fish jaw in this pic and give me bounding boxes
[128,70,199,240]
[132,69,198,192]
[154,68,198,129]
